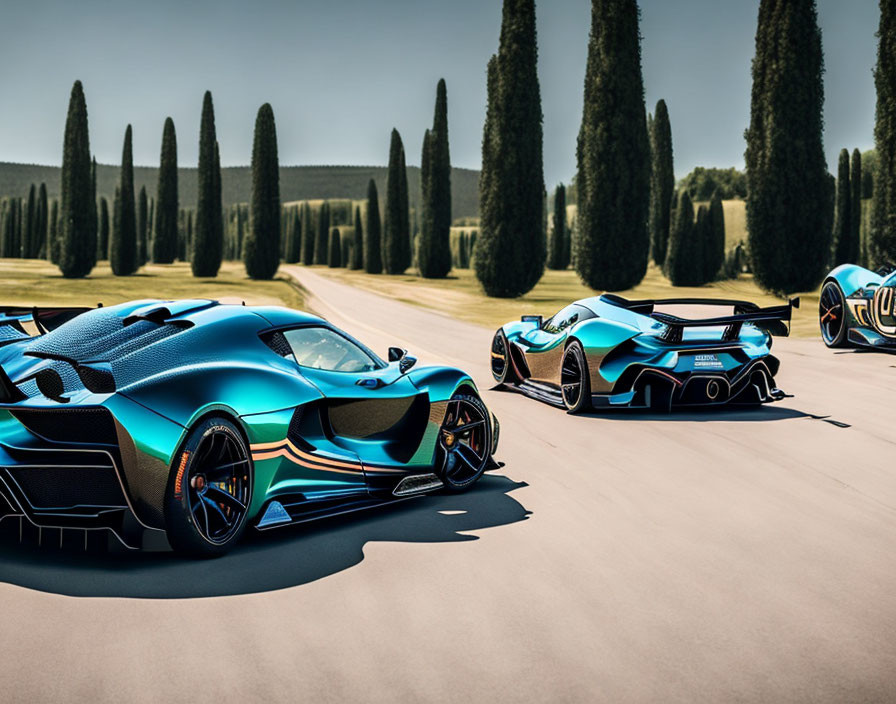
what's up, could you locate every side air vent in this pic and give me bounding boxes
[261,331,293,358]
[286,406,317,452]
[76,365,116,394]
[35,369,67,403]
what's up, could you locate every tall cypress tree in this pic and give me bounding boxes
[301,202,315,265]
[285,207,301,263]
[328,228,342,267]
[98,197,109,260]
[364,179,383,274]
[147,197,154,254]
[23,184,36,258]
[706,190,726,281]
[649,99,675,266]
[575,0,650,291]
[476,0,545,297]
[383,129,411,274]
[418,80,453,278]
[314,201,330,265]
[872,0,896,265]
[832,148,853,266]
[666,191,702,286]
[137,185,148,266]
[851,148,863,263]
[48,199,59,263]
[36,183,48,259]
[351,205,364,270]
[154,117,178,264]
[745,0,830,294]
[245,103,281,280]
[110,125,137,276]
[193,93,223,277]
[112,187,121,265]
[547,183,569,270]
[89,156,98,269]
[58,81,94,277]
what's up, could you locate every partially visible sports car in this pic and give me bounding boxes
[491,294,798,413]
[0,300,499,556]
[819,263,896,350]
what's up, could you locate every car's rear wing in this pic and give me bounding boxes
[0,305,96,339]
[600,294,799,342]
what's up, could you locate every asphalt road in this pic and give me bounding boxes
[2,267,896,703]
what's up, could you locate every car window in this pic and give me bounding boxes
[284,327,381,373]
[542,304,594,334]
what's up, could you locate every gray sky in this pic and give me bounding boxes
[0,0,880,186]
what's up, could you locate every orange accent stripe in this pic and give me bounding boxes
[251,439,360,471]
[250,440,409,474]
[251,448,363,476]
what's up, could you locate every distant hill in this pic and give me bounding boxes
[0,163,481,221]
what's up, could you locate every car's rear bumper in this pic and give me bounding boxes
[593,357,783,411]
[0,398,184,550]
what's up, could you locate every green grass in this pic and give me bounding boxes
[0,260,305,309]
[308,264,821,338]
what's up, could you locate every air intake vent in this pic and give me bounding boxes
[76,365,116,394]
[261,331,293,358]
[35,369,67,402]
[11,408,118,446]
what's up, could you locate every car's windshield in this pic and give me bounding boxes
[284,327,381,373]
[542,304,594,334]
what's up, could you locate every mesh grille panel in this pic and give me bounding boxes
[12,408,118,446]
[7,466,126,509]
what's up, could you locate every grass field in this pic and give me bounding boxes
[0,260,305,309]
[305,264,822,338]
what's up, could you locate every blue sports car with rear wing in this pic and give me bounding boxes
[491,294,798,413]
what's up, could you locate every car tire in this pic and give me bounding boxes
[819,280,849,348]
[561,340,592,414]
[490,329,517,386]
[164,416,253,558]
[436,391,492,493]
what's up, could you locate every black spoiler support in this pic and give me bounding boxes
[600,294,800,342]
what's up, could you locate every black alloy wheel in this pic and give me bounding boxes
[437,392,491,492]
[819,281,848,348]
[561,340,592,413]
[491,329,514,384]
[165,417,252,557]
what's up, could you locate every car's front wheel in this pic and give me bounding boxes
[436,391,492,492]
[819,280,849,348]
[490,329,517,385]
[164,416,253,557]
[561,340,592,414]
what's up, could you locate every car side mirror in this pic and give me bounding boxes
[388,347,406,363]
[399,356,417,373]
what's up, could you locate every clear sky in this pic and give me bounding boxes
[0,0,880,186]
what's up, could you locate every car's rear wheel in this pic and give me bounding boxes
[820,280,848,348]
[436,392,491,492]
[164,417,252,557]
[561,340,592,414]
[490,329,517,385]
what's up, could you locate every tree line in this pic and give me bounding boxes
[477,0,896,298]
[6,0,896,300]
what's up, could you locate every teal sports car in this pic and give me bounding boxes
[819,263,896,350]
[0,300,499,556]
[491,294,798,413]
